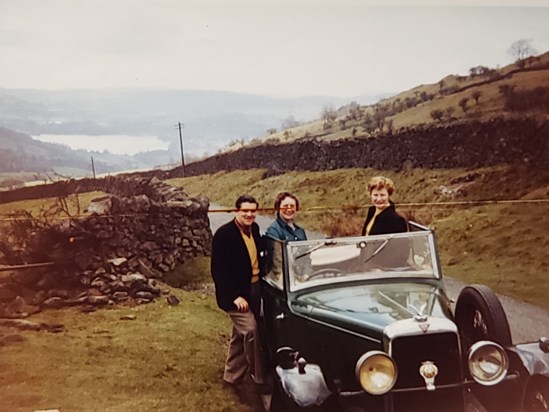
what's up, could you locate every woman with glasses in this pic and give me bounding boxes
[265,191,307,241]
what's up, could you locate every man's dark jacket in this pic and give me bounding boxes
[361,202,408,236]
[211,219,263,312]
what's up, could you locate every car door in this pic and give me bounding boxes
[261,237,304,360]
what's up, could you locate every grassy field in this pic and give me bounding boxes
[0,257,255,412]
[0,191,105,221]
[0,166,547,412]
[167,166,549,308]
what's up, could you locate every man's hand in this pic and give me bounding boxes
[233,296,249,312]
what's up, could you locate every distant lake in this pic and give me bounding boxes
[32,134,169,155]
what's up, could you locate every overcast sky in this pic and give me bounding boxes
[1,0,548,98]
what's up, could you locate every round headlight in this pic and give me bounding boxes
[355,351,398,395]
[467,341,509,386]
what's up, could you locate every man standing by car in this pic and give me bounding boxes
[211,194,266,390]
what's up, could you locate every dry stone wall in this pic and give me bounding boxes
[1,117,547,319]
[0,176,211,318]
[174,118,549,177]
[1,118,547,205]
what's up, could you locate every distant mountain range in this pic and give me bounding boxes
[0,88,384,177]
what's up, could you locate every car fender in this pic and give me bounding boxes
[275,363,332,407]
[511,340,549,378]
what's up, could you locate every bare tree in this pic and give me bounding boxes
[281,116,300,129]
[458,98,469,113]
[321,105,337,123]
[321,105,337,130]
[373,107,388,132]
[430,109,444,122]
[469,65,492,78]
[469,66,481,77]
[471,91,482,105]
[227,138,245,148]
[508,39,537,66]
[385,119,394,134]
[445,106,455,121]
[362,114,375,134]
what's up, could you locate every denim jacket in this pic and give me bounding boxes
[265,214,307,241]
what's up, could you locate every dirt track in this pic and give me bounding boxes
[209,210,549,344]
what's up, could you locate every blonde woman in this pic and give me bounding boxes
[361,176,408,236]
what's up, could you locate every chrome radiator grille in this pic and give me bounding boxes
[391,332,462,388]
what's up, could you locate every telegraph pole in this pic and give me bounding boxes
[91,156,96,179]
[177,122,185,176]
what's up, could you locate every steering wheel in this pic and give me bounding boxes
[307,268,344,280]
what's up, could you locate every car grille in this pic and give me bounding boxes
[391,332,462,389]
[390,332,464,412]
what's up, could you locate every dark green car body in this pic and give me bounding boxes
[260,223,549,412]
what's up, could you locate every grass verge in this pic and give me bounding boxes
[0,280,250,412]
[168,166,549,309]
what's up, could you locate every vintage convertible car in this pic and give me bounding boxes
[260,222,549,412]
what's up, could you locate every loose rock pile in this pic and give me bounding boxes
[0,176,212,319]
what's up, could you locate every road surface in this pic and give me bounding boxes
[209,209,549,344]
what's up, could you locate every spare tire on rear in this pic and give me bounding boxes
[454,284,512,353]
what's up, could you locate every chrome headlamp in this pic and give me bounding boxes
[355,350,398,395]
[467,341,509,385]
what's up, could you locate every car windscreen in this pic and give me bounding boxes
[296,283,446,320]
[287,232,438,292]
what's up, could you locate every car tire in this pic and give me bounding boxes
[522,376,549,412]
[454,284,512,353]
[269,380,286,412]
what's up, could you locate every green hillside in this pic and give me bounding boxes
[241,50,549,149]
[2,51,548,308]
[168,165,549,309]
